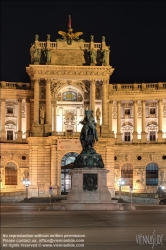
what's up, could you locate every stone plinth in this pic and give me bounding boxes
[32,124,44,137]
[46,202,136,211]
[67,168,111,203]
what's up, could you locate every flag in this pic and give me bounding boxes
[68,15,71,28]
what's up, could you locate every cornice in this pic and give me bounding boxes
[109,90,166,95]
[0,89,31,94]
[26,65,114,79]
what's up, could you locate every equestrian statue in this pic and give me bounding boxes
[79,110,98,148]
[73,110,104,168]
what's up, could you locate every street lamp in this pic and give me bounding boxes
[117,178,124,200]
[22,178,31,200]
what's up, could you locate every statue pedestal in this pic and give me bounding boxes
[44,123,52,134]
[32,123,44,137]
[46,168,135,210]
[67,168,112,203]
[46,109,135,211]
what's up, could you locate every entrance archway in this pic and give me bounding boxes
[61,152,78,194]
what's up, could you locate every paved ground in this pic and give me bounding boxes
[1,203,166,250]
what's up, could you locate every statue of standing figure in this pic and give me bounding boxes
[35,34,39,41]
[30,44,35,63]
[101,49,109,64]
[90,35,94,42]
[40,106,45,125]
[30,44,41,63]
[96,107,101,121]
[44,47,52,64]
[47,34,50,41]
[102,36,105,42]
[89,48,97,64]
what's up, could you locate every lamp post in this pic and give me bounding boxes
[22,178,31,200]
[117,178,124,200]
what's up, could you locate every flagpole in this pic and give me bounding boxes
[68,15,71,28]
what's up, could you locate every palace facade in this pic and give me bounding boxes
[0,27,166,197]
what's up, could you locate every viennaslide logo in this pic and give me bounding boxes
[136,230,164,249]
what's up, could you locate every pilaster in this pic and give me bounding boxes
[1,99,6,140]
[26,98,31,138]
[33,78,40,124]
[141,100,146,143]
[133,100,138,143]
[90,79,95,113]
[108,100,114,138]
[45,78,52,134]
[158,99,163,142]
[116,100,122,143]
[101,80,109,136]
[17,98,22,141]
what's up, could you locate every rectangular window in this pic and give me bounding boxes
[150,131,155,141]
[7,130,13,140]
[125,108,130,115]
[146,171,158,186]
[124,132,130,141]
[7,107,13,114]
[150,107,156,115]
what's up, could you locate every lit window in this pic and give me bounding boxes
[125,108,130,115]
[61,152,78,194]
[7,131,13,140]
[124,132,130,141]
[121,163,133,186]
[5,162,17,185]
[150,107,156,115]
[62,91,77,101]
[146,163,158,186]
[150,131,155,141]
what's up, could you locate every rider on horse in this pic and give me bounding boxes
[79,110,98,148]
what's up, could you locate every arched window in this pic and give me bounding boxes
[5,162,17,185]
[62,91,77,101]
[146,163,158,186]
[61,152,78,194]
[121,163,133,186]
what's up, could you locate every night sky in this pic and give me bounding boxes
[1,1,166,83]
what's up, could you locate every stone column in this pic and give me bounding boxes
[90,79,95,113]
[158,99,163,142]
[141,100,146,142]
[26,98,31,137]
[106,146,115,197]
[116,101,122,143]
[28,145,39,197]
[33,79,40,124]
[45,78,52,133]
[108,100,114,137]
[50,145,58,195]
[101,80,109,135]
[17,98,22,141]
[1,99,6,139]
[54,105,56,133]
[133,100,138,142]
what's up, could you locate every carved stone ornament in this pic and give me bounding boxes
[83,174,98,191]
[26,66,114,78]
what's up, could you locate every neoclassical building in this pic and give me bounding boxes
[0,26,166,197]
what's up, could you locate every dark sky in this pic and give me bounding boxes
[1,1,166,83]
